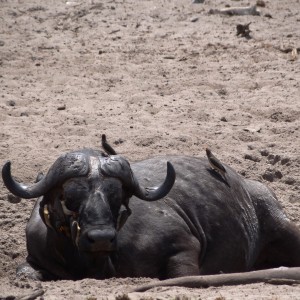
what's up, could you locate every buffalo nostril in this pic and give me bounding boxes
[87,229,116,244]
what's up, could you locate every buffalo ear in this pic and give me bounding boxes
[39,192,69,232]
[41,204,54,229]
[117,202,132,231]
[39,197,55,230]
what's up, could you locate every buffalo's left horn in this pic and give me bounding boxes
[2,161,50,199]
[132,161,176,201]
[2,153,89,199]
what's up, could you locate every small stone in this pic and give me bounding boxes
[244,153,261,162]
[20,112,29,117]
[57,104,66,110]
[262,170,274,182]
[275,170,283,179]
[7,194,21,204]
[7,100,16,107]
[264,13,273,18]
[220,116,227,122]
[262,169,282,182]
[217,88,227,96]
[244,125,261,133]
[114,138,124,145]
[256,0,266,7]
[283,177,296,185]
[236,23,252,39]
[281,157,290,165]
[190,17,199,22]
[268,154,281,165]
[260,149,269,156]
[0,40,5,46]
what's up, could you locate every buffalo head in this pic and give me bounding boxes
[2,148,175,256]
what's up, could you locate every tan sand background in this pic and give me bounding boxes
[0,0,299,298]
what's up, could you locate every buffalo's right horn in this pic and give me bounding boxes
[2,153,89,199]
[132,162,176,201]
[100,156,176,202]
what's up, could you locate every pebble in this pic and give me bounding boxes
[244,153,261,162]
[262,169,283,182]
[7,100,16,107]
[256,0,266,7]
[114,138,124,145]
[267,154,281,165]
[244,125,261,133]
[283,177,296,185]
[7,194,21,204]
[259,149,269,156]
[190,17,199,22]
[281,157,290,165]
[57,104,66,110]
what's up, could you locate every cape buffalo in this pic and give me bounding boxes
[2,137,300,283]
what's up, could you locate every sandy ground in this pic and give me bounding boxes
[0,0,299,298]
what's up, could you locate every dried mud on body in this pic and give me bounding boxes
[0,0,300,299]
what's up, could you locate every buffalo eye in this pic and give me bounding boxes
[101,178,123,218]
[62,179,89,212]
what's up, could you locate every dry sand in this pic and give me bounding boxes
[0,0,299,298]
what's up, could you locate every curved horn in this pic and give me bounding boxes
[100,156,176,201]
[2,161,36,199]
[2,153,89,199]
[132,161,176,201]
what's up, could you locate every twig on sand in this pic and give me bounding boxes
[277,47,300,54]
[209,5,260,16]
[133,267,300,292]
